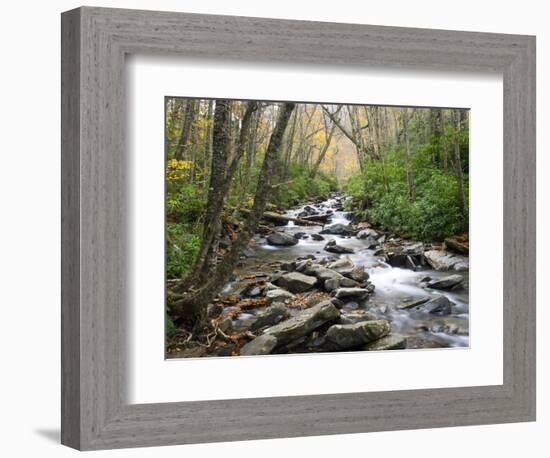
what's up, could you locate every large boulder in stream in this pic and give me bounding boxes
[320,223,356,236]
[266,232,298,246]
[273,272,318,293]
[424,250,468,271]
[426,274,464,290]
[413,295,453,315]
[250,305,291,332]
[240,334,278,356]
[385,242,425,269]
[326,320,390,349]
[324,239,354,254]
[303,263,343,282]
[263,300,340,345]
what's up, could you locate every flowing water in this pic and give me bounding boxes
[242,193,469,349]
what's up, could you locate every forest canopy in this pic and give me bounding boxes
[166,99,469,276]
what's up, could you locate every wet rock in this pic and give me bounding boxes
[274,272,318,293]
[324,239,355,254]
[280,261,296,271]
[330,297,345,309]
[405,336,448,349]
[424,250,469,271]
[397,296,431,310]
[444,237,469,255]
[403,242,424,255]
[363,335,407,351]
[311,233,325,241]
[266,232,298,246]
[218,317,233,333]
[266,288,296,303]
[327,256,355,271]
[414,295,453,315]
[333,287,370,301]
[250,305,291,332]
[214,343,238,356]
[363,237,380,249]
[263,300,340,345]
[346,266,369,282]
[293,232,307,240]
[320,223,356,236]
[240,334,278,356]
[324,277,360,292]
[339,309,378,324]
[303,264,344,282]
[427,274,463,290]
[357,228,378,239]
[326,320,390,349]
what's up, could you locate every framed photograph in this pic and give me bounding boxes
[61,6,536,450]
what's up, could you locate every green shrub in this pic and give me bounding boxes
[166,222,201,279]
[344,151,468,241]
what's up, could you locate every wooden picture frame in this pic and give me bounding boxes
[61,6,536,450]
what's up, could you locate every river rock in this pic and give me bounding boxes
[324,277,360,292]
[326,320,390,349]
[320,223,356,236]
[363,335,407,351]
[263,300,340,345]
[397,296,431,310]
[345,266,369,282]
[426,274,463,290]
[311,233,325,241]
[339,309,378,324]
[357,228,378,239]
[250,305,291,332]
[324,239,355,254]
[444,237,469,255]
[266,232,298,246]
[424,250,469,271]
[328,256,355,271]
[266,288,295,303]
[274,272,318,293]
[303,264,344,282]
[333,287,370,301]
[240,334,278,356]
[414,295,453,315]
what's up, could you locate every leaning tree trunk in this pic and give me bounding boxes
[175,101,258,292]
[452,109,466,214]
[171,103,295,323]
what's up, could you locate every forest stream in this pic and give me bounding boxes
[168,192,469,358]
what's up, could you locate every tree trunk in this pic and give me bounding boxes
[310,116,335,178]
[202,100,214,191]
[452,109,466,213]
[403,108,416,201]
[171,103,295,322]
[175,100,197,160]
[176,101,258,292]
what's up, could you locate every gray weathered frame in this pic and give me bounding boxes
[61,6,536,451]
